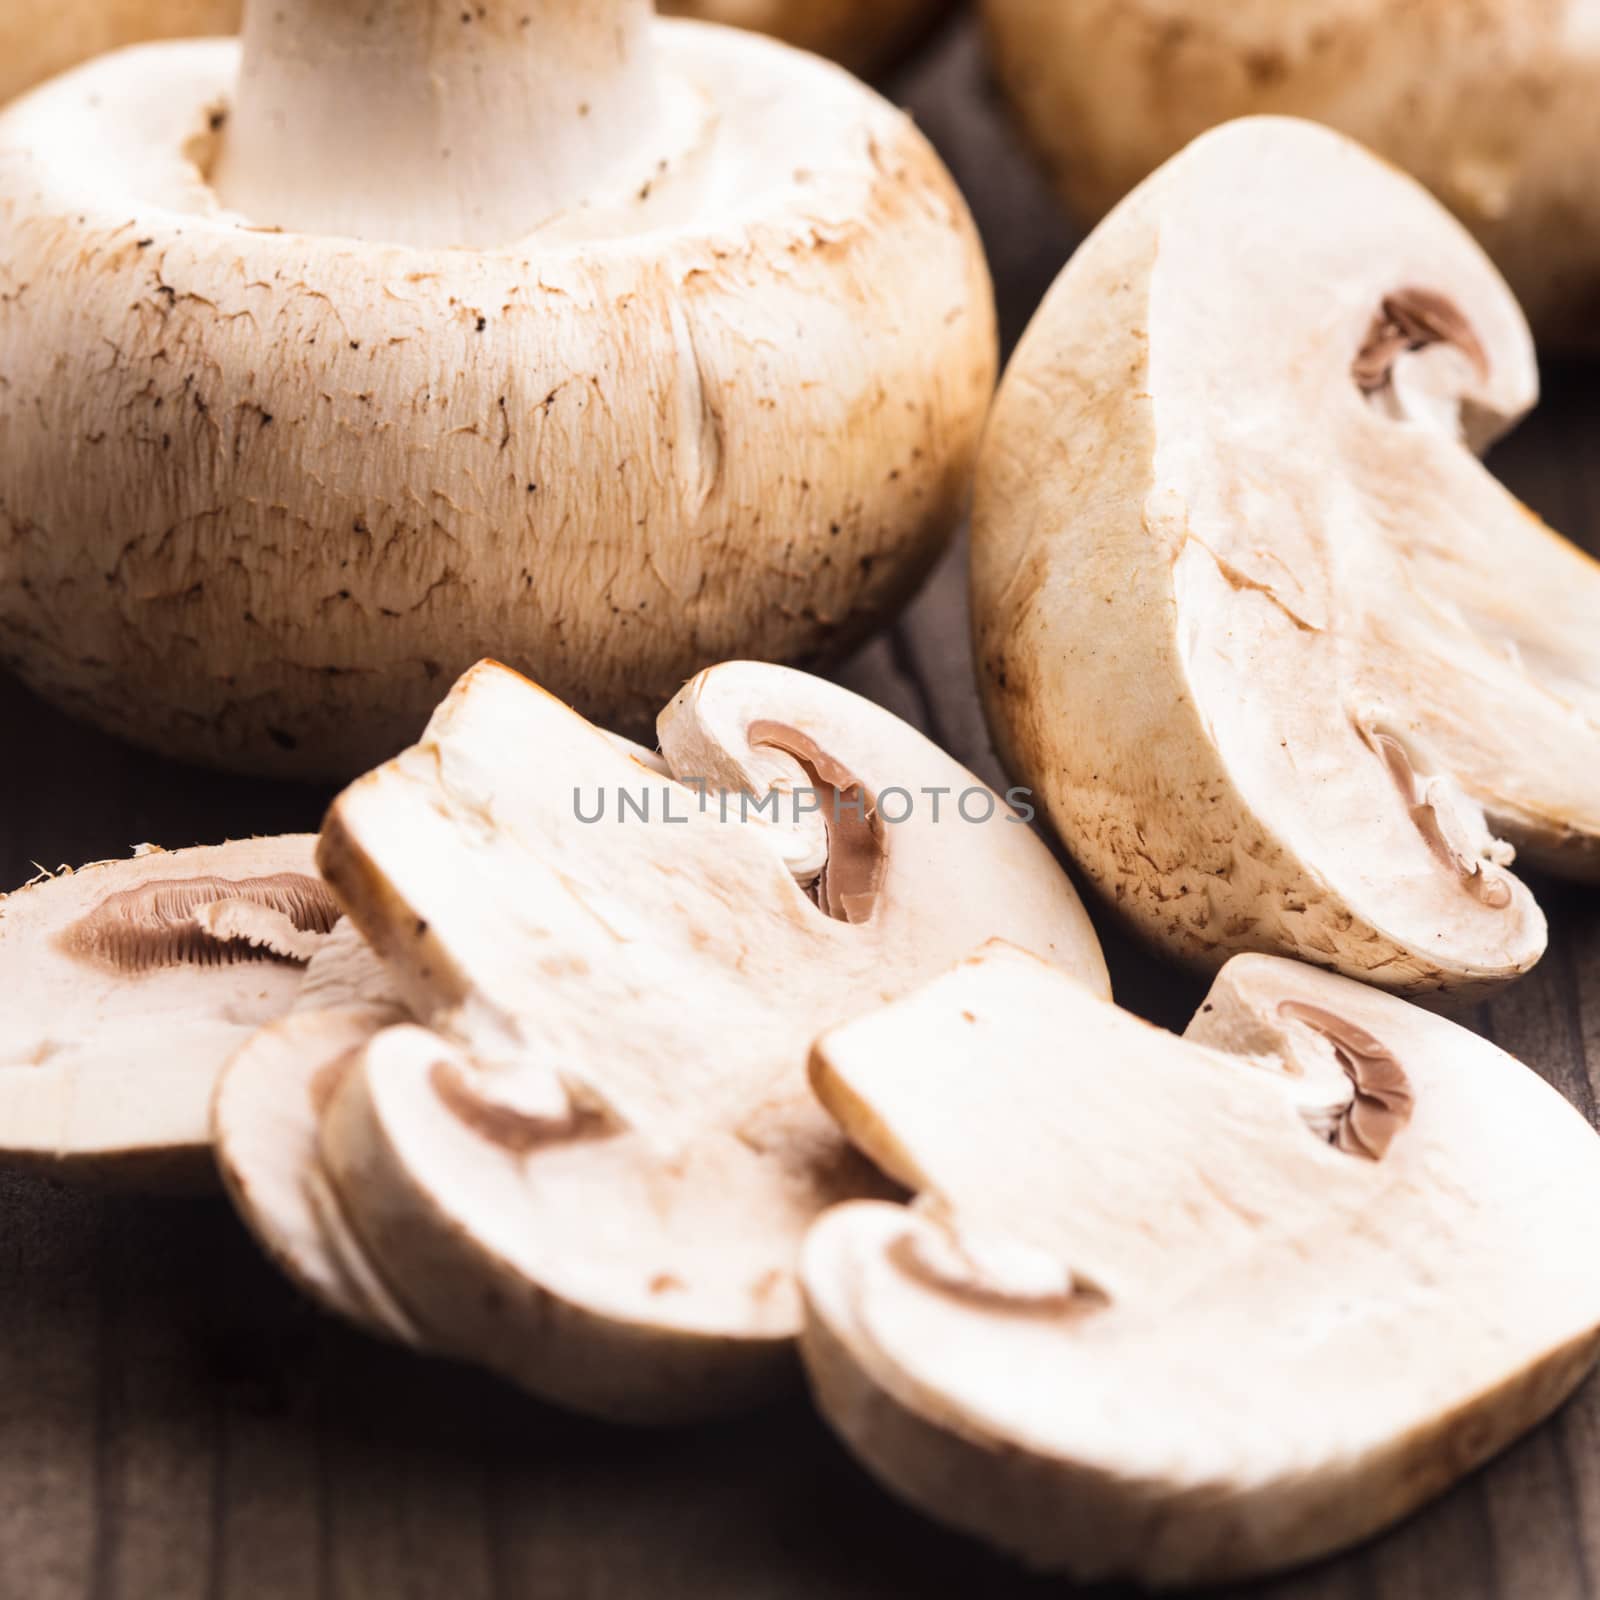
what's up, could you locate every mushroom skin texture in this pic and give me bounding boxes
[0,2,996,779]
[0,0,945,107]
[217,657,1106,1423]
[972,116,1600,996]
[800,943,1600,1587]
[984,0,1600,349]
[0,837,340,1187]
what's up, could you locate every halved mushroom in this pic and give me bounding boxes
[0,838,340,1186]
[972,116,1600,996]
[984,0,1600,349]
[215,658,1106,1421]
[801,942,1600,1586]
[0,0,995,778]
[0,0,948,108]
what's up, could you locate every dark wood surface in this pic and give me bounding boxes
[5,16,1600,1598]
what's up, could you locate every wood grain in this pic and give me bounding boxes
[3,15,1599,1599]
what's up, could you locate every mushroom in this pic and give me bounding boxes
[984,0,1600,349]
[972,116,1600,996]
[0,0,996,778]
[0,837,341,1186]
[0,0,947,108]
[214,657,1107,1421]
[800,941,1600,1586]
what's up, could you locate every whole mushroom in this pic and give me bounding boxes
[984,0,1600,349]
[802,942,1600,1585]
[0,0,951,106]
[972,116,1600,996]
[214,657,1108,1421]
[0,0,995,776]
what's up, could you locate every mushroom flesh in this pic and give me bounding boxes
[214,657,1107,1421]
[0,837,340,1185]
[973,116,1600,995]
[801,942,1600,1585]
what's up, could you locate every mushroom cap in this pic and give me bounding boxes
[973,115,1600,995]
[983,0,1600,349]
[260,657,1106,1420]
[0,837,339,1186]
[0,23,995,777]
[800,942,1600,1585]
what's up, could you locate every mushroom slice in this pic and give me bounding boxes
[0,838,338,1185]
[297,658,1106,1421]
[800,944,1600,1586]
[973,115,1600,996]
[213,921,419,1341]
[0,0,995,779]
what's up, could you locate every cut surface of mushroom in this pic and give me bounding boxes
[984,0,1600,350]
[0,0,995,777]
[801,943,1600,1586]
[213,919,419,1338]
[0,838,337,1184]
[239,658,1106,1421]
[973,116,1600,995]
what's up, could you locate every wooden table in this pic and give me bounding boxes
[5,17,1600,1598]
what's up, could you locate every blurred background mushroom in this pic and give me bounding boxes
[984,0,1600,350]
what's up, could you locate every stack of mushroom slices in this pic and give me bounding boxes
[0,838,344,1187]
[213,658,1108,1422]
[974,115,1600,998]
[801,942,1600,1587]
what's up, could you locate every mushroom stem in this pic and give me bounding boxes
[212,0,662,247]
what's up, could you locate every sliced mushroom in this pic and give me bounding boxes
[0,0,946,107]
[0,838,339,1186]
[801,942,1600,1586]
[0,0,995,777]
[212,920,419,1338]
[217,657,1106,1421]
[972,116,1600,996]
[984,0,1600,349]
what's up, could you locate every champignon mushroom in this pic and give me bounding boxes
[0,0,947,109]
[0,838,341,1186]
[214,657,1107,1421]
[800,941,1600,1586]
[0,0,996,778]
[212,919,420,1338]
[972,116,1600,996]
[984,0,1600,349]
